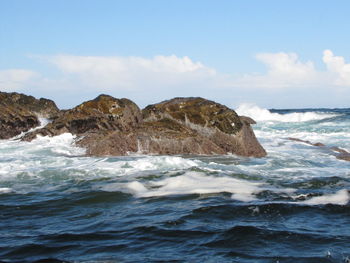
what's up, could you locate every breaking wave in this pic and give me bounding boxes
[11,117,51,140]
[235,103,337,122]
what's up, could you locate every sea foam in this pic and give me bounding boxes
[0,187,12,194]
[302,189,349,205]
[235,103,336,122]
[124,171,264,201]
[11,117,51,140]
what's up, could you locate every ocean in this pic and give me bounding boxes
[0,105,349,263]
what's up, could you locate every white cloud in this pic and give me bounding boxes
[38,51,350,94]
[50,54,209,73]
[45,54,216,91]
[0,69,39,91]
[232,52,324,89]
[1,50,350,108]
[323,49,350,86]
[256,52,316,80]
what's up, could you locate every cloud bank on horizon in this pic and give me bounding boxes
[0,49,349,109]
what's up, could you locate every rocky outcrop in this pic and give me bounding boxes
[0,92,59,139]
[21,95,266,158]
[31,96,265,157]
[22,94,142,141]
[140,97,266,157]
[142,97,243,134]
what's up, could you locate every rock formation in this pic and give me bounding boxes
[139,97,266,157]
[0,92,59,139]
[22,94,142,140]
[2,92,266,158]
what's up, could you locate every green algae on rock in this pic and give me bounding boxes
[19,94,266,158]
[141,98,266,157]
[143,97,243,134]
[22,94,142,141]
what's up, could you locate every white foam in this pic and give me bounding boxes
[0,133,88,185]
[124,156,198,171]
[127,181,149,195]
[0,187,12,194]
[124,171,263,201]
[235,103,336,122]
[32,133,86,156]
[11,117,51,140]
[0,141,199,186]
[302,189,349,205]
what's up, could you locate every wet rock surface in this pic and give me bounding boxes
[142,97,243,134]
[22,94,142,141]
[140,98,266,157]
[16,94,266,157]
[0,92,59,139]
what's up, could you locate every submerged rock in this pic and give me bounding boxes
[288,137,350,162]
[0,92,59,139]
[22,95,266,158]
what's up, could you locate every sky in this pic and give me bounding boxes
[1,0,350,109]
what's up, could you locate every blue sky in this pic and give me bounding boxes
[1,0,350,109]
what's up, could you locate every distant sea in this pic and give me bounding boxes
[0,105,349,263]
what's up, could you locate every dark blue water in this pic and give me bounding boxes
[0,108,349,263]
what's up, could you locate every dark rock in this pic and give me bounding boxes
[143,97,243,134]
[288,137,325,147]
[134,118,227,155]
[23,94,142,141]
[332,147,350,161]
[140,97,266,157]
[23,95,266,158]
[337,153,350,161]
[76,131,138,156]
[313,142,325,147]
[0,91,59,139]
[239,116,256,125]
[288,137,350,162]
[330,146,349,154]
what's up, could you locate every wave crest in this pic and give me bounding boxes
[235,103,336,122]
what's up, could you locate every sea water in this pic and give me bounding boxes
[0,105,349,263]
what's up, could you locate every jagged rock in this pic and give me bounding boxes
[22,94,142,141]
[23,95,266,158]
[142,97,243,134]
[133,117,227,155]
[0,92,59,139]
[139,97,266,157]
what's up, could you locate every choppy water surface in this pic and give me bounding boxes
[0,105,349,263]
